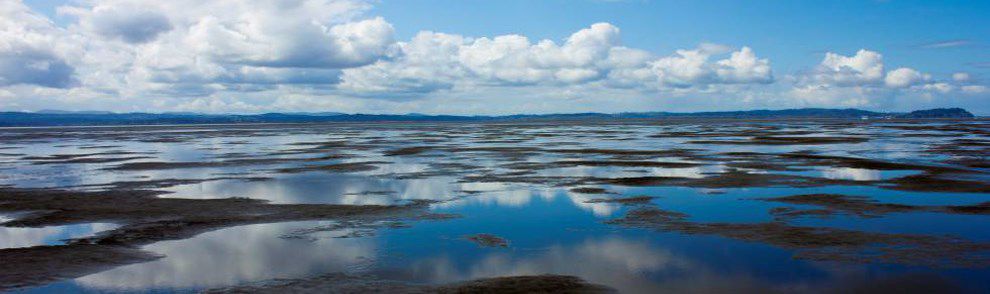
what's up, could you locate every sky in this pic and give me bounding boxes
[1,0,988,115]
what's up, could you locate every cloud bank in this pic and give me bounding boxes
[0,0,985,114]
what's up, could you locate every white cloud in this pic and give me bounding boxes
[952,72,971,82]
[79,6,172,43]
[648,45,773,88]
[0,1,77,88]
[342,24,772,97]
[456,22,622,85]
[812,49,885,87]
[884,67,928,88]
[340,23,666,96]
[0,1,985,114]
[55,0,396,97]
[921,82,953,93]
[962,85,988,94]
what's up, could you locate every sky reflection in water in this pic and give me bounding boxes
[2,121,989,293]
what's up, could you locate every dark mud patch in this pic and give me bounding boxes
[464,233,510,248]
[106,157,304,171]
[276,161,388,174]
[441,274,612,293]
[61,176,272,191]
[569,187,612,194]
[0,244,160,291]
[33,156,155,164]
[606,207,990,267]
[343,190,397,196]
[779,152,969,173]
[204,273,612,294]
[0,187,452,290]
[595,170,851,189]
[22,150,155,162]
[545,148,699,158]
[552,160,702,168]
[927,139,990,168]
[759,194,919,218]
[384,146,433,156]
[77,145,124,149]
[689,136,869,145]
[883,173,990,193]
[759,194,990,218]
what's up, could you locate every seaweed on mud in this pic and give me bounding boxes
[464,233,509,248]
[606,206,990,268]
[203,273,613,294]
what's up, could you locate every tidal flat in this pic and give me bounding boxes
[1,119,989,293]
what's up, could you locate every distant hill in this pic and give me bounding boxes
[0,108,976,127]
[897,108,974,119]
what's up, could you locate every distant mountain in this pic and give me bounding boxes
[0,108,977,127]
[36,109,114,115]
[897,108,974,119]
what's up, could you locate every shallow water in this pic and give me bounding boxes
[2,120,989,293]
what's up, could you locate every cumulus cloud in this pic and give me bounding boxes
[962,85,988,94]
[341,24,772,97]
[455,22,622,85]
[340,23,660,95]
[0,1,76,88]
[54,0,396,97]
[0,49,76,88]
[81,7,172,43]
[811,49,885,86]
[884,67,928,88]
[650,45,772,87]
[952,72,971,82]
[0,0,985,114]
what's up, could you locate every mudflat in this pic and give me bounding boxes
[1,119,988,293]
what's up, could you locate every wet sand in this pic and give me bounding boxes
[0,119,988,292]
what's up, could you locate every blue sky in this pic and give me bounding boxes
[373,0,990,73]
[4,0,989,114]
